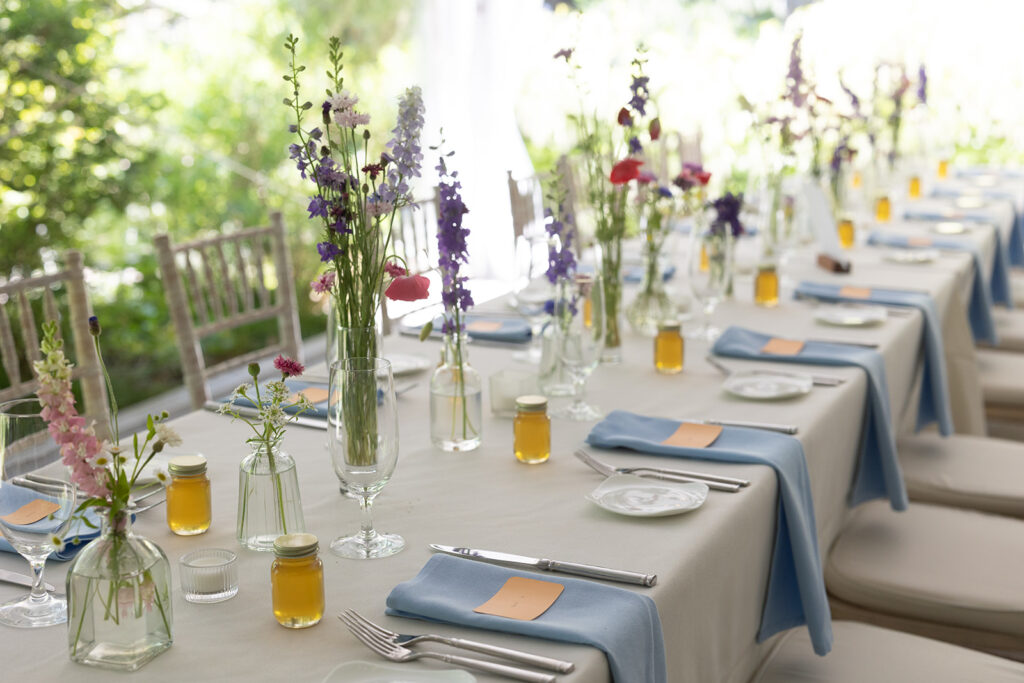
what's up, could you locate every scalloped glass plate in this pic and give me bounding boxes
[723,370,813,400]
[322,661,476,683]
[813,303,888,327]
[586,474,708,517]
[881,248,940,265]
[954,195,988,210]
[932,221,971,235]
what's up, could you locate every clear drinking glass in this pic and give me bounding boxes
[553,273,606,421]
[0,398,76,628]
[686,229,733,341]
[327,357,403,559]
[512,233,553,364]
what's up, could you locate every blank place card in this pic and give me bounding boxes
[474,576,564,621]
[761,338,805,356]
[660,422,722,449]
[1,499,61,525]
[839,286,873,299]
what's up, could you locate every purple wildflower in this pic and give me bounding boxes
[553,47,574,62]
[786,34,806,108]
[658,186,672,199]
[839,76,861,116]
[629,75,650,116]
[317,241,341,262]
[916,65,927,105]
[436,155,473,333]
[380,87,425,205]
[307,196,328,219]
[628,136,642,154]
[708,192,745,238]
[544,206,577,284]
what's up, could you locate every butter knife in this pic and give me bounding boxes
[429,545,657,587]
[693,419,798,435]
[0,568,56,592]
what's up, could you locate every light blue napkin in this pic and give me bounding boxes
[387,553,667,683]
[865,232,998,344]
[793,282,954,436]
[931,186,1024,265]
[712,326,908,511]
[220,379,328,419]
[0,484,102,561]
[903,205,1023,273]
[623,264,676,283]
[585,410,832,656]
[402,316,532,344]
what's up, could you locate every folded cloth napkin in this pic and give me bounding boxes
[0,483,102,561]
[219,379,329,419]
[387,553,667,683]
[623,264,676,283]
[585,410,832,656]
[402,316,532,344]
[930,187,1024,265]
[866,232,998,344]
[793,282,954,436]
[712,326,908,511]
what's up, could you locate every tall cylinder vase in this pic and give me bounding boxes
[326,304,381,366]
[597,239,623,364]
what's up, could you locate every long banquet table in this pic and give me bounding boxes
[0,226,998,682]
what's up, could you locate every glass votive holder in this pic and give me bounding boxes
[489,369,540,417]
[180,548,238,604]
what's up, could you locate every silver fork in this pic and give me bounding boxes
[339,612,556,683]
[574,449,747,491]
[343,609,574,673]
[19,474,166,514]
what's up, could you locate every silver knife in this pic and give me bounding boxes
[694,419,799,435]
[0,568,56,592]
[203,401,327,431]
[429,544,657,587]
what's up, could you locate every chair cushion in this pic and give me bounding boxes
[977,348,1024,405]
[899,433,1024,518]
[826,501,1024,638]
[993,310,1024,352]
[751,621,1024,683]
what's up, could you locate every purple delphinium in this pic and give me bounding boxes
[838,76,861,117]
[708,192,745,238]
[786,34,806,108]
[628,74,650,116]
[317,241,342,262]
[916,64,927,105]
[379,87,425,204]
[544,206,577,284]
[436,156,473,335]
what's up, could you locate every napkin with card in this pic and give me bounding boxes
[712,326,908,512]
[220,380,330,419]
[0,483,102,561]
[793,281,954,436]
[866,231,999,344]
[387,553,667,683]
[402,316,532,344]
[585,410,832,656]
[930,185,1024,265]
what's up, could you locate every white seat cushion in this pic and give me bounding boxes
[977,348,1024,405]
[992,310,1024,352]
[899,433,1024,517]
[826,501,1024,638]
[751,621,1024,683]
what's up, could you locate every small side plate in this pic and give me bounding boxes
[586,474,708,517]
[322,660,476,683]
[723,370,813,400]
[385,353,431,377]
[932,221,971,235]
[813,303,888,327]
[954,196,988,210]
[882,248,940,265]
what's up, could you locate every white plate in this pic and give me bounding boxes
[954,196,988,210]
[322,661,476,683]
[932,221,971,235]
[881,248,940,265]
[723,370,813,400]
[385,353,431,377]
[813,303,887,327]
[585,474,708,517]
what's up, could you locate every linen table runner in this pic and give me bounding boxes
[793,281,954,436]
[585,410,833,656]
[387,553,667,683]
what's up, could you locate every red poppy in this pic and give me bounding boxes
[695,171,712,185]
[609,159,644,185]
[384,274,430,302]
[616,107,632,126]
[648,117,661,141]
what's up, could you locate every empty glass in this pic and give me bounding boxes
[327,358,403,559]
[553,273,606,421]
[0,398,76,627]
[686,228,733,341]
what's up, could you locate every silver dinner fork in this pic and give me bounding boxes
[574,449,747,492]
[342,609,574,673]
[19,474,166,514]
[338,612,557,683]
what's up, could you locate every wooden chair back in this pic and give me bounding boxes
[507,171,545,241]
[155,212,301,410]
[392,193,440,277]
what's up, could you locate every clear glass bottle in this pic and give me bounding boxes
[538,323,573,397]
[237,441,306,552]
[166,455,210,536]
[271,533,323,629]
[837,217,855,249]
[654,321,684,374]
[430,332,482,452]
[513,395,550,464]
[626,241,674,337]
[66,511,173,671]
[908,175,922,199]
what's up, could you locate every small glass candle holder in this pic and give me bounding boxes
[837,217,855,249]
[875,196,891,222]
[180,548,238,604]
[489,369,540,417]
[513,395,550,464]
[271,533,324,629]
[654,321,684,374]
[908,175,922,199]
[167,454,211,535]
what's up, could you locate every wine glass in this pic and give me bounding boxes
[553,273,605,421]
[512,233,553,363]
[327,357,403,559]
[686,227,734,341]
[0,398,76,627]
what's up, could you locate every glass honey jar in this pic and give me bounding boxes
[837,217,855,249]
[166,454,211,536]
[271,533,324,629]
[908,175,922,199]
[754,265,779,308]
[513,395,550,464]
[654,321,684,374]
[937,159,949,179]
[874,195,891,222]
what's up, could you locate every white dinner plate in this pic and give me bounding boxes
[322,661,476,683]
[723,370,813,400]
[585,474,708,517]
[954,195,988,210]
[932,221,971,235]
[813,303,887,327]
[881,248,940,265]
[385,353,431,377]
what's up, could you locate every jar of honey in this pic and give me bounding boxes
[271,533,324,628]
[166,455,211,536]
[513,395,550,464]
[654,321,684,374]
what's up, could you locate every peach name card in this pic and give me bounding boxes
[474,576,564,621]
[839,286,872,299]
[907,236,933,247]
[287,387,329,405]
[660,422,722,449]
[466,321,503,333]
[761,338,805,356]
[1,499,61,525]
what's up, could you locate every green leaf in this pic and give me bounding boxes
[418,320,433,341]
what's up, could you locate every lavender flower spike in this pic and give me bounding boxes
[381,86,426,204]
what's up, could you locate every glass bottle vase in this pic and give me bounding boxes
[237,441,306,552]
[66,512,173,671]
[626,243,674,337]
[429,333,482,452]
[538,323,573,397]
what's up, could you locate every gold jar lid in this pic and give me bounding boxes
[658,320,681,333]
[168,454,207,476]
[274,533,319,558]
[515,395,548,413]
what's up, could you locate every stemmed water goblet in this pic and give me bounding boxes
[0,398,77,627]
[686,227,734,341]
[327,358,403,559]
[512,232,552,363]
[553,273,606,421]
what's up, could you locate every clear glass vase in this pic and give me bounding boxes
[326,303,380,367]
[237,441,306,552]
[430,333,482,452]
[597,240,624,364]
[538,323,573,397]
[626,243,674,337]
[66,511,173,671]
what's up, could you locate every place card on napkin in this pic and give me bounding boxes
[761,338,805,356]
[1,499,61,525]
[466,321,503,333]
[839,286,872,299]
[661,423,722,449]
[474,576,564,621]
[287,387,328,404]
[907,236,934,247]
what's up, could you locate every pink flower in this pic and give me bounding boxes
[636,169,657,185]
[384,261,407,278]
[310,271,336,294]
[385,273,430,302]
[273,355,305,378]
